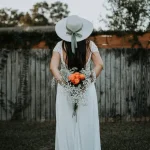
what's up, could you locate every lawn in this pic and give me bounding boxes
[0,121,150,150]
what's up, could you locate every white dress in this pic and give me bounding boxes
[53,40,101,150]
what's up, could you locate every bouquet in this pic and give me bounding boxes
[51,67,96,122]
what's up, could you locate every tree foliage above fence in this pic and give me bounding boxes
[0,1,70,27]
[100,0,150,31]
[0,31,60,49]
[0,29,150,49]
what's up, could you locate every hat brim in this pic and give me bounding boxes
[55,17,93,42]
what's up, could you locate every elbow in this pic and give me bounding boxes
[97,63,104,70]
[50,65,53,71]
[99,62,104,66]
[50,64,54,73]
[50,63,52,70]
[50,65,58,73]
[50,68,53,73]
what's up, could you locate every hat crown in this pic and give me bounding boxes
[66,15,83,33]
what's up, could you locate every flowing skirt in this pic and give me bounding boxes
[55,82,101,150]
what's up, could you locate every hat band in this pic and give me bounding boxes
[66,24,83,54]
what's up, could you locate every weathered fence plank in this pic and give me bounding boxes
[27,50,31,121]
[45,50,51,121]
[120,49,125,121]
[6,51,12,120]
[0,55,2,120]
[41,50,46,122]
[105,49,111,121]
[135,50,141,121]
[11,50,16,119]
[100,48,106,122]
[110,49,116,122]
[147,54,150,121]
[36,50,41,121]
[116,49,121,121]
[31,51,36,121]
[1,53,7,120]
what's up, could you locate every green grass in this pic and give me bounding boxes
[0,121,150,150]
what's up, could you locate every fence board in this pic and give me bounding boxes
[115,49,121,122]
[134,54,138,121]
[135,50,141,121]
[6,51,12,120]
[45,50,50,121]
[41,50,46,122]
[147,54,150,121]
[35,50,41,121]
[0,55,2,120]
[100,48,106,122]
[46,50,51,121]
[27,50,31,121]
[110,49,116,122]
[11,50,16,119]
[19,51,24,120]
[130,60,133,121]
[16,50,19,119]
[1,54,7,120]
[105,49,111,121]
[141,54,148,121]
[31,51,36,121]
[120,49,126,121]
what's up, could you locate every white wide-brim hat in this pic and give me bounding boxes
[55,15,93,53]
[55,15,93,42]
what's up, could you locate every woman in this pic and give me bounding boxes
[50,15,104,150]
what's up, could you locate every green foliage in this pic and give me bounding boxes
[0,31,60,49]
[0,1,70,27]
[0,8,24,27]
[91,30,148,36]
[101,0,150,31]
[50,1,70,24]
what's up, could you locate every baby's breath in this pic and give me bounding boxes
[51,67,96,122]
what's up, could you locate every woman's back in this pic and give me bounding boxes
[62,39,91,66]
[53,39,100,71]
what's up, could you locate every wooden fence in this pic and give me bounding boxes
[0,48,150,122]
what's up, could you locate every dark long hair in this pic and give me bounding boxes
[62,39,90,71]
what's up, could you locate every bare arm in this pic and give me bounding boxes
[50,51,62,81]
[91,51,104,78]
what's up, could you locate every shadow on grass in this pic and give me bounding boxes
[0,121,150,150]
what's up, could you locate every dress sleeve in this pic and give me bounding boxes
[53,41,62,54]
[90,41,99,53]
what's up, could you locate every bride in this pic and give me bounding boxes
[50,15,104,150]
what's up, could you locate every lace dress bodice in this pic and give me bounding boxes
[60,48,92,72]
[53,40,99,72]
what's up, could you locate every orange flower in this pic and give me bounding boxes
[68,72,86,85]
[74,78,80,85]
[68,74,75,81]
[74,74,80,79]
[79,74,85,80]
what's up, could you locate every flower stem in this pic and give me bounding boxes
[72,102,78,122]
